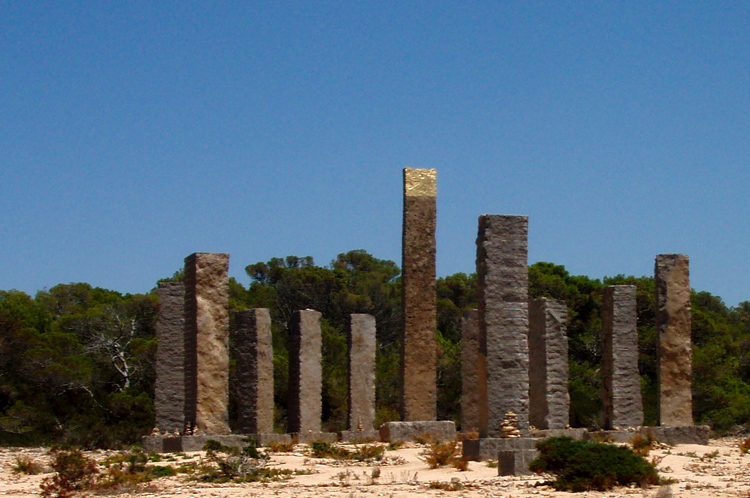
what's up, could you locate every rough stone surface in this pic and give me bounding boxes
[184,252,230,435]
[154,281,186,434]
[348,314,376,432]
[288,309,323,434]
[292,432,337,444]
[656,254,693,426]
[497,449,539,476]
[462,437,542,462]
[461,309,480,433]
[401,168,437,421]
[340,430,380,442]
[476,215,530,437]
[379,421,456,443]
[586,425,710,445]
[601,285,643,429]
[529,299,569,430]
[234,308,274,435]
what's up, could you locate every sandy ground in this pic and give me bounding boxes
[3,438,750,498]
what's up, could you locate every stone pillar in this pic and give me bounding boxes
[401,168,437,421]
[601,285,643,429]
[154,281,186,434]
[461,309,480,433]
[288,309,323,434]
[528,299,569,430]
[348,314,376,432]
[656,254,693,426]
[184,252,230,435]
[476,215,530,437]
[234,308,274,435]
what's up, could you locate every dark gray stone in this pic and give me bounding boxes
[461,309,480,433]
[586,425,709,445]
[379,421,456,443]
[340,430,380,442]
[154,281,186,435]
[656,254,693,426]
[288,309,323,433]
[184,252,230,435]
[234,308,274,435]
[292,432,337,444]
[497,449,539,476]
[476,215,530,437]
[602,285,643,429]
[348,314,376,432]
[462,437,542,461]
[401,168,438,421]
[529,299,569,430]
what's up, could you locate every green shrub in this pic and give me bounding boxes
[309,441,353,459]
[420,439,459,469]
[529,436,660,492]
[40,447,99,498]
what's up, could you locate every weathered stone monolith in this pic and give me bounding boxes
[401,167,437,421]
[528,299,569,430]
[288,309,323,434]
[154,281,186,434]
[347,314,376,436]
[461,309,480,433]
[656,254,693,426]
[184,252,230,435]
[476,215,530,437]
[601,285,643,429]
[234,308,274,435]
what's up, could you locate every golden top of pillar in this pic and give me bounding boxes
[403,168,437,197]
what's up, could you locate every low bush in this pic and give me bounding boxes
[529,436,660,492]
[40,447,99,498]
[12,454,43,475]
[420,439,460,469]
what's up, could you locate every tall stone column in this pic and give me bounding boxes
[154,281,186,434]
[476,215,530,437]
[288,309,323,434]
[528,299,569,430]
[348,314,376,432]
[601,285,643,429]
[656,254,693,426]
[401,168,437,421]
[184,252,230,435]
[234,308,274,435]
[461,309,481,433]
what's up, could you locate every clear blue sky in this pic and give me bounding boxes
[2,2,748,306]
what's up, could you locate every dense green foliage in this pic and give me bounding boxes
[2,249,750,447]
[528,436,660,491]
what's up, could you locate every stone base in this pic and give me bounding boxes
[142,433,292,453]
[292,432,338,444]
[463,437,541,461]
[528,428,588,440]
[587,426,710,445]
[340,430,380,442]
[379,421,456,443]
[498,449,539,476]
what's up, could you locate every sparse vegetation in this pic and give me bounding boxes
[12,454,43,475]
[631,431,657,456]
[529,436,660,492]
[40,447,99,498]
[420,439,460,469]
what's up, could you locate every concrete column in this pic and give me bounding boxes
[476,215,530,437]
[184,252,230,435]
[656,254,693,426]
[154,281,186,434]
[401,168,437,421]
[601,285,643,429]
[348,314,376,432]
[234,308,274,435]
[288,309,323,433]
[528,299,569,430]
[461,309,480,433]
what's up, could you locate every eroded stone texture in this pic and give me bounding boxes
[476,215,530,437]
[401,168,437,421]
[184,252,230,435]
[601,285,643,429]
[288,309,323,433]
[234,308,274,435]
[154,281,186,434]
[656,254,693,426]
[461,309,480,432]
[348,314,376,432]
[529,299,569,430]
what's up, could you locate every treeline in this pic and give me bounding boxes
[1,249,750,448]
